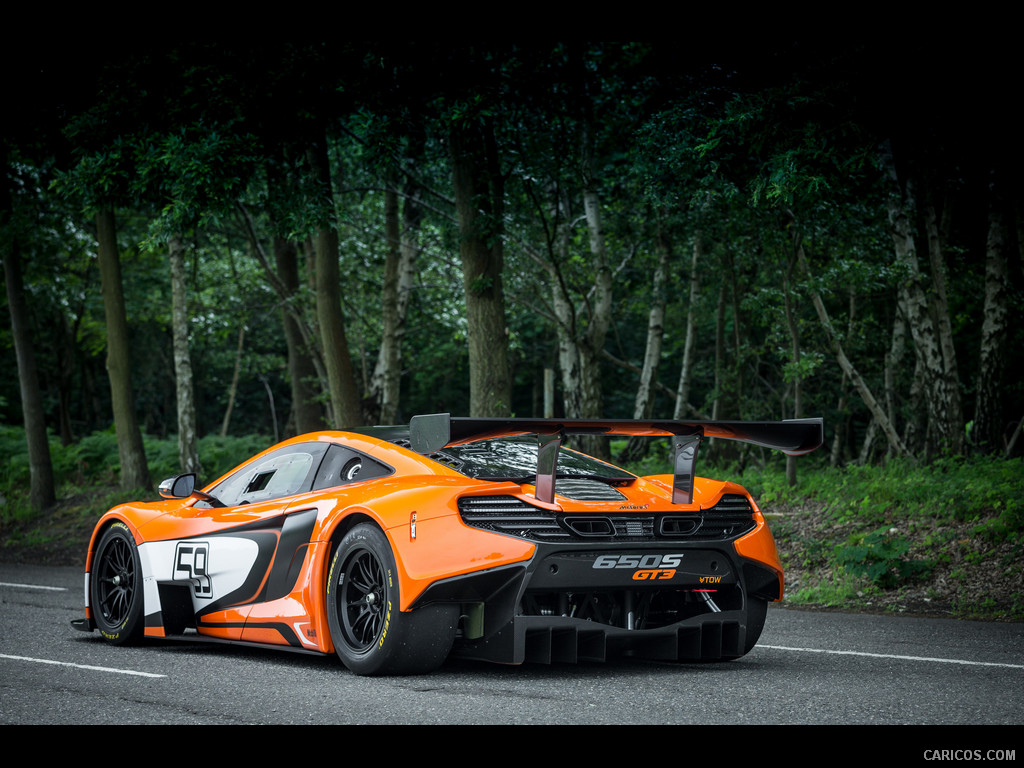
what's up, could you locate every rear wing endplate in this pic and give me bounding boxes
[408,413,823,505]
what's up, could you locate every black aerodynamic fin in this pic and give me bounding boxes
[408,414,823,505]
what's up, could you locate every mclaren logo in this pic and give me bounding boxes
[174,541,213,598]
[619,504,648,510]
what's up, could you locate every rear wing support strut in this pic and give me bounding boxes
[671,432,703,505]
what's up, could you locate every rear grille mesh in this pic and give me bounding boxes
[552,479,627,501]
[456,496,567,539]
[458,493,756,542]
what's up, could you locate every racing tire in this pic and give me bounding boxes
[90,522,144,645]
[326,523,458,676]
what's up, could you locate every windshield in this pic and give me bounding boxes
[426,437,634,482]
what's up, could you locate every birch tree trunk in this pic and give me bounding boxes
[880,143,964,455]
[973,203,1010,452]
[220,325,244,437]
[793,222,911,459]
[622,226,670,462]
[884,301,907,449]
[924,199,962,408]
[95,207,150,490]
[543,199,611,457]
[712,280,727,421]
[555,117,615,458]
[782,248,802,485]
[632,229,669,420]
[830,287,856,466]
[169,235,200,474]
[673,231,703,420]
[275,234,323,434]
[370,176,420,424]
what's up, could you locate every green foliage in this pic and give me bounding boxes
[0,427,271,526]
[785,568,868,608]
[729,455,1024,533]
[833,526,934,588]
[620,450,1022,613]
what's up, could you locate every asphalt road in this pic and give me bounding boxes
[2,562,1022,735]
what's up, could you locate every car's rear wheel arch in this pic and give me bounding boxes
[324,519,457,675]
[325,511,377,551]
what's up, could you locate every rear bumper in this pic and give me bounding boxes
[456,609,754,664]
[412,541,779,664]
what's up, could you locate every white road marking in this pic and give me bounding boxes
[760,644,1024,669]
[0,582,67,591]
[0,654,167,678]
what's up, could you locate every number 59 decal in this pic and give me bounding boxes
[174,541,212,598]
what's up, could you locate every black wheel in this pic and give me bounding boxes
[742,595,769,654]
[326,523,458,675]
[90,522,144,645]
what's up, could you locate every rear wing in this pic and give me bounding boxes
[408,413,823,505]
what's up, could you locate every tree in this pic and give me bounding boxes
[972,190,1012,453]
[95,206,151,489]
[307,131,362,428]
[2,162,55,508]
[449,117,512,417]
[369,171,421,424]
[880,143,964,456]
[168,235,200,473]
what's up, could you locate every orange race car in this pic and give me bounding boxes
[72,413,823,675]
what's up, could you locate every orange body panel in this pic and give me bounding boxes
[732,501,785,599]
[384,511,536,612]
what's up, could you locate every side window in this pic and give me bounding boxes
[312,444,392,491]
[210,443,328,507]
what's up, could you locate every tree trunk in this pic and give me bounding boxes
[169,235,200,475]
[880,144,964,455]
[95,207,150,490]
[973,201,1010,453]
[782,248,802,485]
[237,200,329,414]
[220,325,244,436]
[673,231,703,420]
[623,224,670,462]
[578,158,614,421]
[275,234,324,433]
[830,287,856,466]
[308,134,361,428]
[884,301,907,456]
[542,205,608,454]
[449,121,512,417]
[924,198,962,422]
[792,219,911,459]
[3,233,55,509]
[546,117,616,458]
[712,279,727,421]
[633,228,669,420]
[370,175,421,424]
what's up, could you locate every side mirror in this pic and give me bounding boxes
[158,473,197,499]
